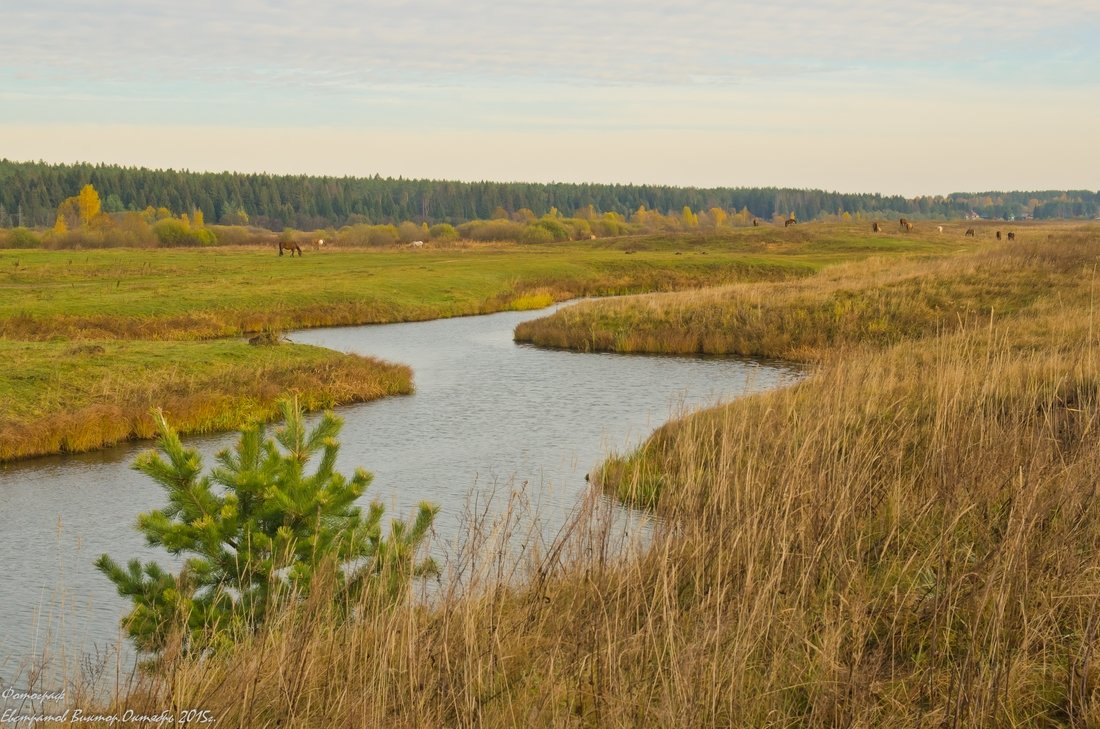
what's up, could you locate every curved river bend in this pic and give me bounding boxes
[0,304,800,686]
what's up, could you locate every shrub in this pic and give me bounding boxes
[456,219,525,242]
[530,218,571,242]
[397,221,428,243]
[153,219,216,247]
[520,225,555,244]
[208,225,275,246]
[1,227,42,248]
[338,224,399,247]
[428,223,458,240]
[592,218,631,237]
[96,399,439,656]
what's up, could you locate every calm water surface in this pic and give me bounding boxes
[0,303,800,687]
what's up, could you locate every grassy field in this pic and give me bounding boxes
[0,230,941,460]
[0,238,825,340]
[54,222,1100,726]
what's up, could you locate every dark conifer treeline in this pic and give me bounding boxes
[0,159,1096,229]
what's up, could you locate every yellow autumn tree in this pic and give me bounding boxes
[77,184,102,225]
[709,207,728,230]
[574,204,597,220]
[54,196,81,232]
[681,206,699,228]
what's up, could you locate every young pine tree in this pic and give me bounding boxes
[96,399,438,656]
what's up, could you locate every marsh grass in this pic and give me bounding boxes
[515,227,1097,360]
[0,341,411,461]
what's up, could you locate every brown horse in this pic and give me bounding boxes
[278,241,302,256]
[995,231,1002,240]
[965,228,975,236]
[1007,231,1015,241]
[752,218,759,227]
[872,222,881,233]
[905,222,914,232]
[899,217,909,230]
[784,218,797,227]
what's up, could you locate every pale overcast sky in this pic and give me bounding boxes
[1,0,1097,195]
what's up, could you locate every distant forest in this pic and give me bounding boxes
[1,159,1097,230]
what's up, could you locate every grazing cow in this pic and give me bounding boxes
[937,225,944,233]
[996,231,1002,240]
[965,228,975,237]
[1007,231,1016,241]
[278,241,302,256]
[872,222,881,233]
[899,217,909,230]
[784,218,797,227]
[410,240,424,248]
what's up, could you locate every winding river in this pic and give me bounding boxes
[0,303,800,688]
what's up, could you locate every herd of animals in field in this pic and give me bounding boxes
[878,218,1015,239]
[274,221,1020,257]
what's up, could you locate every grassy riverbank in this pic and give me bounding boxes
[0,339,411,461]
[56,223,1100,726]
[0,231,936,460]
[515,223,1084,360]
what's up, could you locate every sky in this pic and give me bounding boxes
[1,0,1098,196]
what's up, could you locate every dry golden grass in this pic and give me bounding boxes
[41,224,1100,727]
[0,347,411,461]
[515,227,1098,361]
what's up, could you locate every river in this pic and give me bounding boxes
[0,303,800,690]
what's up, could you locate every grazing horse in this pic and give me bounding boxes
[1007,231,1016,241]
[872,222,881,233]
[899,217,909,230]
[311,238,325,251]
[965,228,975,237]
[905,222,914,232]
[278,241,302,256]
[996,231,1002,240]
[784,218,797,227]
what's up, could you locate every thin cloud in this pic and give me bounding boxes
[2,0,1096,90]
